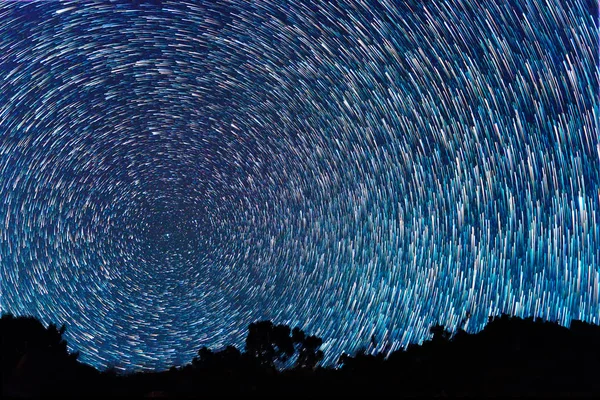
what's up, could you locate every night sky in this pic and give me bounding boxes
[0,0,598,371]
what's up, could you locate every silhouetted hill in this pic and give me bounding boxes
[0,314,99,398]
[2,313,599,398]
[345,315,600,397]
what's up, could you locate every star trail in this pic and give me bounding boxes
[1,0,598,370]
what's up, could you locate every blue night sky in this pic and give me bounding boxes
[1,0,598,371]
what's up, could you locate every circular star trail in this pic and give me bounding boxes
[1,0,598,370]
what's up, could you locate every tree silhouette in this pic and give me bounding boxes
[245,321,324,370]
[245,321,294,368]
[293,328,324,370]
[192,346,214,369]
[193,345,244,371]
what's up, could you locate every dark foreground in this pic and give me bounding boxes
[2,313,599,398]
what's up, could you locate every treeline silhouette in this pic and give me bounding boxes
[2,313,599,398]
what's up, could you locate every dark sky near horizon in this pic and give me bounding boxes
[0,0,598,370]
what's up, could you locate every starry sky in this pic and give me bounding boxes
[1,0,598,371]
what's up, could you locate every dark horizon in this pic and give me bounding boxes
[2,312,600,397]
[2,310,597,374]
